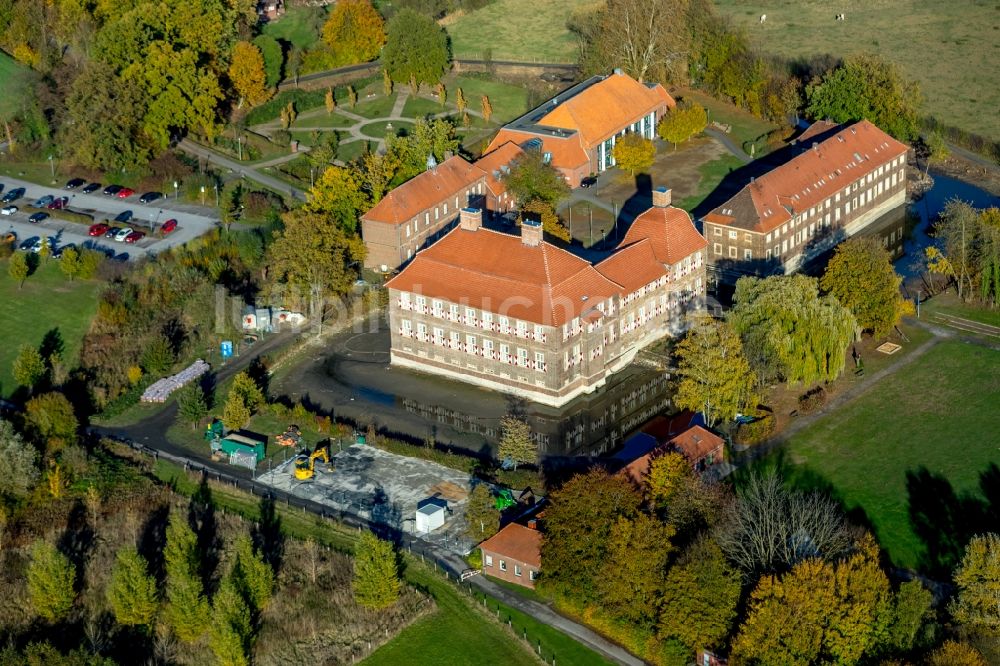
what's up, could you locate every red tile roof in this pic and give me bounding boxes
[384,226,622,326]
[706,120,908,234]
[475,141,525,198]
[595,238,666,292]
[621,205,708,265]
[362,155,485,226]
[480,523,541,568]
[484,128,589,172]
[668,426,724,464]
[538,73,674,147]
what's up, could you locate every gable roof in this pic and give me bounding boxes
[384,226,622,326]
[705,120,909,234]
[475,141,525,198]
[362,155,485,226]
[668,425,724,463]
[596,238,667,292]
[537,73,674,147]
[484,128,590,172]
[479,523,542,567]
[621,205,708,265]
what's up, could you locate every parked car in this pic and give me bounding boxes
[161,218,178,234]
[114,210,133,223]
[29,238,44,253]
[117,187,135,199]
[28,212,49,224]
[102,185,122,196]
[1,205,17,216]
[32,195,54,208]
[52,242,75,259]
[580,176,598,188]
[114,227,133,242]
[64,178,86,190]
[1,188,24,203]
[104,227,120,239]
[124,231,145,244]
[88,223,110,236]
[82,182,101,194]
[0,184,4,194]
[18,237,39,251]
[138,191,162,204]
[47,196,69,210]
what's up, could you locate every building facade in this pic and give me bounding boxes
[483,70,675,188]
[479,522,542,589]
[360,155,487,271]
[384,188,707,407]
[701,120,909,281]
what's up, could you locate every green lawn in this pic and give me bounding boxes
[0,51,30,121]
[0,259,103,398]
[445,0,595,62]
[261,5,325,51]
[402,95,447,119]
[678,88,779,151]
[714,0,1000,141]
[922,290,1000,330]
[360,120,414,140]
[760,340,1000,572]
[291,111,356,129]
[351,93,398,120]
[444,75,530,125]
[335,140,373,164]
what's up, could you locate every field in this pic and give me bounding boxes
[443,75,530,125]
[0,258,102,398]
[763,340,1000,573]
[444,0,597,62]
[261,5,325,51]
[714,0,1000,141]
[0,52,30,121]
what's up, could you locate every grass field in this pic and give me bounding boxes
[444,75,530,125]
[262,5,325,51]
[714,0,1000,141]
[360,120,415,139]
[0,259,102,398]
[402,95,447,119]
[0,52,30,121]
[761,340,1000,572]
[352,93,398,120]
[444,0,596,62]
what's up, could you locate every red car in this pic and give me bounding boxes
[124,231,145,244]
[47,196,69,210]
[161,218,178,234]
[88,223,110,237]
[117,188,135,199]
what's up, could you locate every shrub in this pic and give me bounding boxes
[734,411,775,446]
[797,386,828,414]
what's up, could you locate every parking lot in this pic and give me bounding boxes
[0,176,219,260]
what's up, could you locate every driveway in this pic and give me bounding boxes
[0,176,219,259]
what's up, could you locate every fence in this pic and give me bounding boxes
[105,436,591,666]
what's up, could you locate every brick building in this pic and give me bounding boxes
[483,70,675,188]
[360,155,487,271]
[475,141,525,220]
[701,120,909,281]
[479,522,542,589]
[383,187,707,407]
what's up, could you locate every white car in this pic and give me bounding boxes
[0,206,16,216]
[114,227,133,242]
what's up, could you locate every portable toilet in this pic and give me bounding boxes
[415,498,447,533]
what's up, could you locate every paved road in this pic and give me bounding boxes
[0,176,219,259]
[705,127,752,163]
[178,139,307,202]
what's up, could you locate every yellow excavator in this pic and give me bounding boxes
[294,441,332,481]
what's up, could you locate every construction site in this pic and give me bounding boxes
[254,442,479,556]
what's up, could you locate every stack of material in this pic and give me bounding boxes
[428,481,468,502]
[141,359,211,403]
[229,450,258,470]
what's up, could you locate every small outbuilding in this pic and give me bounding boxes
[415,499,447,533]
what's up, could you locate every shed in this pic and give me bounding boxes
[218,434,265,465]
[415,499,447,533]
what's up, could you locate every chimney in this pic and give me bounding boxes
[613,67,623,76]
[527,519,537,530]
[459,207,482,231]
[652,186,672,208]
[521,218,543,247]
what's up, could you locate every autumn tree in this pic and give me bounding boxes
[358,149,402,203]
[728,275,857,386]
[385,117,460,180]
[464,483,500,541]
[455,87,467,114]
[231,533,274,615]
[806,53,921,141]
[8,251,29,288]
[503,149,570,207]
[164,511,210,643]
[321,0,386,67]
[820,237,905,338]
[223,372,264,430]
[673,315,756,428]
[353,531,401,609]
[59,247,81,281]
[926,641,988,666]
[645,451,692,510]
[436,82,447,107]
[25,392,78,453]
[107,546,159,627]
[0,419,39,498]
[498,416,536,470]
[951,533,1000,633]
[888,579,935,654]
[229,41,270,108]
[597,513,674,625]
[13,344,46,391]
[325,87,336,114]
[926,202,1000,304]
[382,9,450,86]
[658,538,741,653]
[480,95,493,123]
[209,578,252,666]
[27,540,76,622]
[302,165,370,232]
[347,85,358,108]
[657,101,708,149]
[612,132,656,175]
[541,469,641,600]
